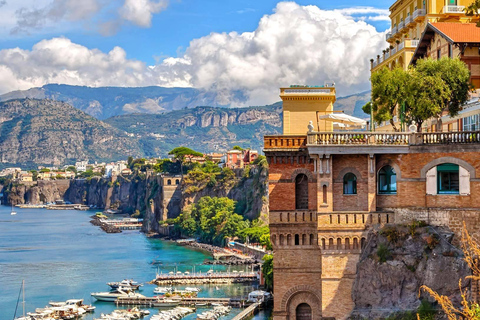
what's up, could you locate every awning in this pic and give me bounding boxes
[318,113,367,126]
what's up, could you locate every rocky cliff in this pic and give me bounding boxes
[351,223,470,319]
[105,105,283,156]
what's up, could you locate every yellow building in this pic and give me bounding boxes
[371,0,477,72]
[280,84,336,135]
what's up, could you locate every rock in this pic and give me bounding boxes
[351,225,470,319]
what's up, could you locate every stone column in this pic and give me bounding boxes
[367,154,376,212]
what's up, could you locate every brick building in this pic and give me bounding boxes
[265,87,480,320]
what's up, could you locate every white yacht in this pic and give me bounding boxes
[154,286,174,294]
[91,288,145,302]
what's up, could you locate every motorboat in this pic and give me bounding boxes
[196,306,231,320]
[152,299,180,307]
[184,287,201,292]
[91,288,146,302]
[49,299,95,313]
[153,286,174,294]
[150,306,194,320]
[107,279,142,291]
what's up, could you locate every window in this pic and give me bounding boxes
[167,179,171,185]
[295,174,309,209]
[378,165,397,194]
[437,49,441,60]
[437,164,459,194]
[463,114,479,131]
[343,173,357,194]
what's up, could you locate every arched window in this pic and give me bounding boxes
[322,238,326,250]
[295,174,309,209]
[167,179,172,185]
[337,238,342,250]
[343,173,357,194]
[175,179,180,185]
[280,234,284,245]
[379,165,397,194]
[310,234,314,245]
[296,303,312,320]
[295,234,300,246]
[437,163,459,194]
[302,234,306,245]
[271,234,276,246]
[287,234,292,246]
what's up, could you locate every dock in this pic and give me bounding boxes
[115,297,247,307]
[99,218,143,230]
[153,271,258,285]
[46,204,89,210]
[231,302,261,320]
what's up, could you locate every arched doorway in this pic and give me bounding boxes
[295,174,309,210]
[296,303,312,320]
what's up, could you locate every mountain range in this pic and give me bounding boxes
[0,85,370,167]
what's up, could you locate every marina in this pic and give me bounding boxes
[2,207,270,320]
[153,271,258,285]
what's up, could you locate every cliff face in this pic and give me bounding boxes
[351,224,470,319]
[181,166,269,221]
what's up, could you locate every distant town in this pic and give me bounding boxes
[0,147,259,183]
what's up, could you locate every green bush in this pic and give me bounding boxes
[377,243,392,263]
[417,299,436,320]
[381,226,400,243]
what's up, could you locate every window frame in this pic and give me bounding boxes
[437,163,459,194]
[343,173,357,195]
[378,165,397,195]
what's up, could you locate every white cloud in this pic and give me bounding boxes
[120,0,169,28]
[0,2,387,106]
[7,0,170,35]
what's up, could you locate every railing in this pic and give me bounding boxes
[405,15,413,25]
[398,41,405,50]
[410,39,419,47]
[443,5,465,13]
[398,21,405,30]
[413,8,426,19]
[390,47,396,55]
[264,135,307,149]
[391,26,398,35]
[318,212,392,228]
[386,32,392,41]
[420,131,480,145]
[372,60,378,68]
[307,132,411,146]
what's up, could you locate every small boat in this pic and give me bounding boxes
[107,279,142,290]
[11,205,17,215]
[152,299,180,307]
[154,286,174,294]
[49,299,95,313]
[185,287,200,292]
[91,288,146,302]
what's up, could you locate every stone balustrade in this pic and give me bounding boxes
[264,135,307,149]
[318,212,392,230]
[269,210,317,224]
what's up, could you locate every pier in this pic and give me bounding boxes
[231,302,261,320]
[153,271,258,285]
[99,218,143,230]
[115,296,248,307]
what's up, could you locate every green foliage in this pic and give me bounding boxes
[29,170,38,181]
[377,243,392,263]
[169,147,203,160]
[232,145,243,151]
[252,155,268,168]
[417,299,436,320]
[67,166,77,174]
[408,220,428,237]
[362,101,372,115]
[183,161,235,193]
[39,168,50,173]
[131,210,142,218]
[370,58,471,131]
[465,1,480,26]
[380,226,400,243]
[262,254,273,291]
[153,159,181,174]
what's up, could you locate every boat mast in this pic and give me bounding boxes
[22,280,25,317]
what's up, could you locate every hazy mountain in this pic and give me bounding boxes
[0,99,143,167]
[0,84,369,120]
[0,84,244,120]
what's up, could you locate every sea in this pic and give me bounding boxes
[0,206,270,320]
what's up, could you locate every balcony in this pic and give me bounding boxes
[443,5,465,14]
[264,135,307,150]
[405,15,413,25]
[398,20,405,31]
[386,32,393,41]
[413,8,426,20]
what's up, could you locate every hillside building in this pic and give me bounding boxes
[265,85,480,320]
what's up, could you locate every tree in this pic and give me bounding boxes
[127,156,134,167]
[421,223,480,319]
[67,166,77,174]
[232,145,243,151]
[29,170,38,181]
[414,58,471,118]
[168,147,203,176]
[369,58,471,132]
[465,1,480,27]
[39,168,50,173]
[370,67,411,131]
[262,254,273,291]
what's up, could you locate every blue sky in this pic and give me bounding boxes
[0,1,392,104]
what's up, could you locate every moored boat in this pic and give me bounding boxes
[91,288,146,302]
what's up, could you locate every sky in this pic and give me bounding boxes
[0,0,392,106]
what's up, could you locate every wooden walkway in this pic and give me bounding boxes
[231,302,261,320]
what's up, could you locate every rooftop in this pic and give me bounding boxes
[429,23,480,43]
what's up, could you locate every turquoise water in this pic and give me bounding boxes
[0,207,269,320]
